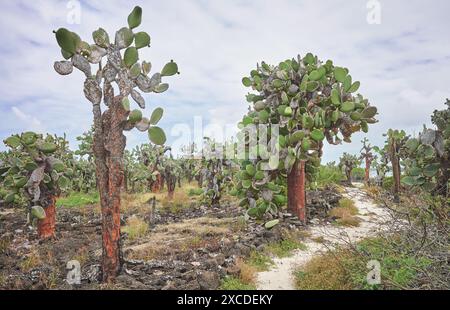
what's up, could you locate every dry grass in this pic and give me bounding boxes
[230,216,247,232]
[312,236,326,243]
[121,192,156,215]
[73,247,89,266]
[0,237,11,254]
[295,250,354,290]
[364,185,382,199]
[329,198,361,227]
[124,216,233,261]
[334,185,347,194]
[336,216,361,227]
[236,258,257,285]
[19,251,42,272]
[122,216,149,241]
[161,217,232,236]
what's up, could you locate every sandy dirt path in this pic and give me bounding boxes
[256,184,391,290]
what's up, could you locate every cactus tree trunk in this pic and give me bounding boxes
[364,158,370,185]
[287,160,306,223]
[389,142,401,202]
[166,174,176,200]
[37,196,56,239]
[151,173,162,193]
[435,159,449,197]
[92,96,128,283]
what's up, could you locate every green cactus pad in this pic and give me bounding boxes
[4,136,21,148]
[128,6,143,29]
[135,32,150,49]
[310,129,325,142]
[115,27,134,49]
[37,142,57,154]
[55,28,77,55]
[129,109,143,123]
[161,61,178,77]
[150,108,164,125]
[361,106,377,119]
[93,27,110,48]
[153,83,169,93]
[124,47,139,68]
[340,101,355,113]
[31,206,46,220]
[334,67,347,83]
[148,126,167,145]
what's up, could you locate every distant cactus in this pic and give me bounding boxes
[360,138,375,185]
[235,53,377,221]
[2,133,71,239]
[199,138,234,207]
[401,100,449,197]
[52,6,179,282]
[339,153,361,185]
[383,129,408,202]
[372,145,390,187]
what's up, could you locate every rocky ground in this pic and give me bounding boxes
[0,186,343,290]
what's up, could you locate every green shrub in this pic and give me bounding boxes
[219,276,256,290]
[266,239,307,258]
[188,188,203,196]
[382,176,394,190]
[247,250,274,271]
[56,192,100,208]
[351,167,365,181]
[310,165,344,189]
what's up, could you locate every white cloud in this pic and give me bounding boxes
[11,106,46,133]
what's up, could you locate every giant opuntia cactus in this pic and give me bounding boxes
[162,152,182,200]
[235,54,377,222]
[198,138,234,207]
[383,129,408,202]
[372,145,390,187]
[360,137,375,185]
[401,100,450,197]
[338,153,361,185]
[53,6,179,282]
[2,132,71,239]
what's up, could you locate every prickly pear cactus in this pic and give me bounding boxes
[383,129,408,200]
[198,138,234,206]
[338,153,360,185]
[401,100,450,196]
[53,6,178,145]
[1,132,71,223]
[372,145,390,187]
[360,137,375,184]
[234,54,377,218]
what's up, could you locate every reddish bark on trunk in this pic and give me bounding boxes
[92,95,127,283]
[364,158,370,185]
[287,160,306,223]
[37,197,56,239]
[151,173,162,193]
[389,141,401,202]
[167,190,174,200]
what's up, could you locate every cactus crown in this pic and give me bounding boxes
[233,53,377,218]
[401,100,450,193]
[53,6,179,146]
[1,133,72,222]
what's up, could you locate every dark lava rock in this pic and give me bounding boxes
[197,271,220,290]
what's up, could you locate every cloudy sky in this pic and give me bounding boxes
[0,0,449,163]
